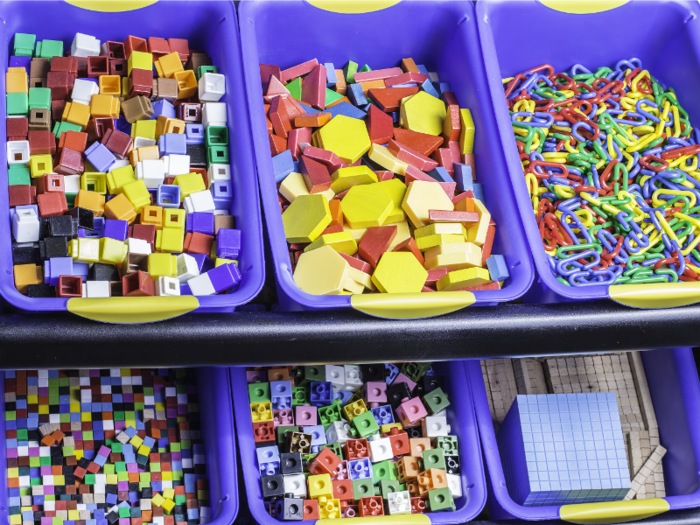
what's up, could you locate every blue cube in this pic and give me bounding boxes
[497,393,630,507]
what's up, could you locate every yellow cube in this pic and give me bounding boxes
[151,493,165,507]
[99,75,121,96]
[148,253,176,278]
[131,119,157,140]
[141,206,163,229]
[164,118,186,135]
[68,511,79,521]
[104,193,137,224]
[174,172,205,198]
[128,51,153,74]
[122,180,151,212]
[100,237,126,265]
[156,228,184,253]
[81,173,107,194]
[163,209,186,229]
[75,190,106,217]
[106,164,136,194]
[137,445,151,456]
[162,488,175,500]
[90,94,120,118]
[130,145,159,165]
[156,52,184,79]
[130,435,144,448]
[66,102,91,129]
[161,499,175,514]
[13,263,42,295]
[6,68,28,94]
[308,474,333,500]
[175,70,197,99]
[29,155,53,178]
[215,258,237,267]
[122,77,130,98]
[76,238,100,264]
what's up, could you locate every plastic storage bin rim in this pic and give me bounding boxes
[230,363,487,524]
[475,0,700,303]
[239,0,535,317]
[465,349,700,521]
[0,0,265,318]
[0,367,239,525]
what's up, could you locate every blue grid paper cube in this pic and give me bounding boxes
[497,393,631,507]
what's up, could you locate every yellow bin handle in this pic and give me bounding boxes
[539,0,630,14]
[560,498,669,524]
[351,291,475,319]
[318,516,430,524]
[610,281,700,308]
[66,0,156,12]
[306,0,401,14]
[67,296,199,323]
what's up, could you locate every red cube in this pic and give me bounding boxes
[129,68,152,98]
[28,130,53,155]
[87,56,109,78]
[122,270,155,297]
[37,192,68,217]
[56,275,82,298]
[9,185,34,207]
[46,71,72,100]
[35,173,65,195]
[101,129,132,159]
[168,38,189,64]
[148,37,170,60]
[7,117,28,141]
[55,147,84,175]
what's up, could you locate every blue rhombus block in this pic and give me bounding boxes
[497,393,631,507]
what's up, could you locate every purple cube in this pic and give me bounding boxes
[79,217,105,239]
[85,142,116,173]
[185,212,215,236]
[211,180,233,211]
[103,219,128,241]
[206,262,241,293]
[157,184,180,209]
[158,133,187,156]
[216,228,241,260]
[185,124,205,144]
[190,253,215,274]
[151,99,175,120]
[44,257,74,286]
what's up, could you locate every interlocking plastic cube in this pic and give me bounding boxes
[353,411,379,438]
[248,382,270,404]
[304,425,327,449]
[363,381,388,403]
[497,393,631,507]
[396,397,428,428]
[386,363,400,384]
[292,385,309,407]
[388,490,411,515]
[255,446,280,476]
[343,399,367,421]
[373,460,397,482]
[359,496,384,517]
[309,446,342,477]
[371,405,395,426]
[310,381,333,407]
[348,458,372,480]
[295,406,317,427]
[326,421,354,444]
[273,409,293,426]
[270,380,292,410]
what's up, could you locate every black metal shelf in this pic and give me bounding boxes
[0,299,697,368]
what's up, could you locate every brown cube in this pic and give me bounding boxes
[186,52,212,73]
[214,215,235,234]
[110,58,128,77]
[29,78,45,89]
[155,78,178,101]
[122,96,154,123]
[86,117,114,143]
[87,56,109,78]
[122,270,155,296]
[124,253,148,274]
[28,108,51,131]
[110,281,123,297]
[56,275,82,298]
[30,58,50,80]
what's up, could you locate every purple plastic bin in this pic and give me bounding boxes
[0,0,264,322]
[231,361,486,524]
[477,0,700,306]
[0,367,238,525]
[466,348,700,521]
[239,0,534,319]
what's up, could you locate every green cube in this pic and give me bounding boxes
[207,145,229,165]
[423,448,446,470]
[372,460,396,482]
[435,436,458,455]
[427,487,456,512]
[16,428,28,441]
[115,462,126,472]
[352,479,378,501]
[297,366,325,386]
[82,431,93,441]
[401,363,432,383]
[423,387,450,415]
[7,93,28,115]
[352,410,379,438]
[175,495,186,505]
[170,443,181,453]
[343,61,358,84]
[40,457,51,467]
[53,121,82,138]
[118,507,131,518]
[104,465,115,475]
[196,65,219,81]
[286,77,302,100]
[379,479,402,499]
[292,386,308,407]
[111,443,123,453]
[84,474,95,485]
[62,447,74,457]
[318,404,342,430]
[13,33,36,57]
[205,126,229,147]
[276,425,299,449]
[248,382,270,403]
[37,39,63,61]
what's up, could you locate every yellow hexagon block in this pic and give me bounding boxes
[467,199,491,246]
[424,242,482,263]
[378,178,407,224]
[400,91,447,136]
[424,242,483,271]
[282,194,331,244]
[317,115,371,164]
[330,165,377,194]
[294,245,350,295]
[342,183,393,229]
[371,252,428,293]
[402,181,454,228]
[368,144,408,176]
[304,231,358,256]
[415,234,465,252]
[414,223,467,239]
[437,267,491,291]
[280,172,335,203]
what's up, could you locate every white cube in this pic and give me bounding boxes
[387,491,411,515]
[71,79,100,105]
[369,437,394,463]
[282,473,306,499]
[176,254,200,284]
[343,365,363,391]
[12,208,40,242]
[165,154,190,176]
[198,73,226,102]
[126,238,151,255]
[110,158,131,170]
[446,473,463,498]
[202,102,227,127]
[184,190,215,214]
[156,276,181,297]
[137,159,165,189]
[325,365,345,391]
[85,281,110,298]
[325,421,353,444]
[7,141,30,165]
[421,415,451,437]
[64,175,81,194]
[208,163,231,182]
[71,33,101,57]
[187,273,215,296]
[133,137,157,149]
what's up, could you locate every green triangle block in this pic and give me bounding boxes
[287,77,302,100]
[359,64,372,73]
[325,88,344,107]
